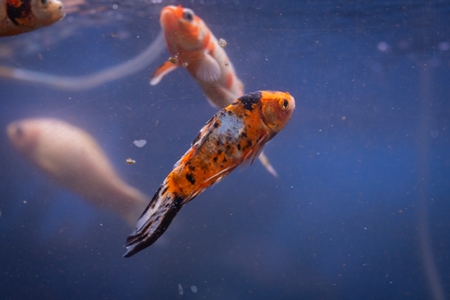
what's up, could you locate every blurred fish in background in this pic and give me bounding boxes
[0,0,65,37]
[0,0,167,88]
[7,117,149,226]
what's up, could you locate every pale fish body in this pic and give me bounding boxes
[7,118,147,226]
[0,0,64,37]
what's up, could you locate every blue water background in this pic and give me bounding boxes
[0,0,449,299]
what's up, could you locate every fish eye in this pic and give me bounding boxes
[183,9,195,22]
[281,98,289,110]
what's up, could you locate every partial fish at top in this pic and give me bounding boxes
[0,0,65,36]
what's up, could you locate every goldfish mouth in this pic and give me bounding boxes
[160,5,182,32]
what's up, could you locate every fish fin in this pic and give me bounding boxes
[190,114,216,147]
[242,135,270,167]
[257,151,279,178]
[195,53,221,82]
[204,164,239,187]
[205,95,221,108]
[150,60,178,85]
[123,183,184,257]
[172,117,215,169]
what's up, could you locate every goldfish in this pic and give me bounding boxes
[7,118,148,226]
[0,0,65,36]
[151,5,243,108]
[124,90,295,257]
[151,5,280,177]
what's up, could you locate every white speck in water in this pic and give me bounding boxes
[218,38,227,48]
[23,200,27,204]
[438,41,450,51]
[178,284,183,295]
[377,41,389,52]
[112,4,118,9]
[191,285,198,293]
[133,140,147,148]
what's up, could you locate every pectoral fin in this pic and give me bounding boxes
[257,151,279,178]
[150,60,179,85]
[195,54,221,82]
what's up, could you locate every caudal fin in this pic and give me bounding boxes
[123,185,184,258]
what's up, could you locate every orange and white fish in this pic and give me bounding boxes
[7,118,148,226]
[124,91,295,257]
[151,5,279,177]
[0,0,64,37]
[151,5,243,109]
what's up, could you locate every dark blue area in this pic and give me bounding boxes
[0,1,449,299]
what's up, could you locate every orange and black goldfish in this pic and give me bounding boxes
[0,0,64,37]
[151,5,279,177]
[150,5,243,109]
[124,91,295,257]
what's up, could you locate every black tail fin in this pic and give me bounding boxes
[123,185,184,257]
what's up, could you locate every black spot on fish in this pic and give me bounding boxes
[227,110,233,115]
[222,157,227,163]
[239,91,262,111]
[240,131,247,138]
[247,139,252,147]
[213,156,218,163]
[6,0,31,26]
[237,144,241,151]
[185,173,195,185]
[188,164,196,172]
[218,149,223,155]
[214,122,219,128]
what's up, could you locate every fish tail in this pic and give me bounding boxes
[258,152,279,178]
[123,182,184,257]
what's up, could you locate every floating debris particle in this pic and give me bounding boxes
[178,284,183,295]
[169,56,178,64]
[126,158,136,164]
[218,38,227,48]
[190,285,198,293]
[133,140,147,148]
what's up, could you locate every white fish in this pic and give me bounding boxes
[7,118,148,226]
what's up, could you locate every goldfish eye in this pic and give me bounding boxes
[183,9,194,22]
[281,99,289,110]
